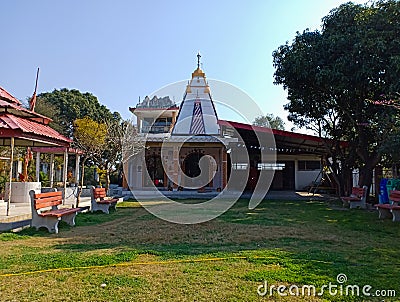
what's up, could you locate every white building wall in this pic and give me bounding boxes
[278,154,322,190]
[127,155,144,189]
[296,170,321,190]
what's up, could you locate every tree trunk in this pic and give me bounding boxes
[357,151,380,202]
[358,161,377,203]
[359,165,374,189]
[76,157,87,207]
[106,169,110,191]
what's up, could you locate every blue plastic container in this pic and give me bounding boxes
[379,178,389,204]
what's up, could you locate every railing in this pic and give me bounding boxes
[141,125,171,134]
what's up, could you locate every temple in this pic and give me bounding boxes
[127,54,330,192]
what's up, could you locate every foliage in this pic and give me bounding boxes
[0,175,7,195]
[73,117,107,194]
[74,117,107,162]
[35,88,116,137]
[39,171,48,184]
[83,166,96,186]
[253,114,285,130]
[100,119,145,188]
[35,88,141,190]
[272,0,400,193]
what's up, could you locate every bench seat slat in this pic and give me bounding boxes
[96,198,119,204]
[39,208,81,217]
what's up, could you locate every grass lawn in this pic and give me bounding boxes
[0,198,399,301]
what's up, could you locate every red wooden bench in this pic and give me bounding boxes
[341,186,368,209]
[29,190,84,233]
[91,186,120,214]
[375,190,400,222]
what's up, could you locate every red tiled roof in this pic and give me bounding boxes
[218,119,348,149]
[0,86,52,124]
[0,114,71,144]
[0,86,22,105]
[218,120,322,142]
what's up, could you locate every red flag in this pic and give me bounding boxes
[29,91,37,111]
[29,68,39,111]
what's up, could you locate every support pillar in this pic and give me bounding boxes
[63,148,68,204]
[75,154,80,185]
[6,137,14,216]
[49,154,54,187]
[35,152,41,182]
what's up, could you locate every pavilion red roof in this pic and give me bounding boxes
[0,96,52,125]
[0,114,71,144]
[0,86,71,146]
[0,86,22,105]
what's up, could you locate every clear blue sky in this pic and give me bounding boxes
[1,0,366,129]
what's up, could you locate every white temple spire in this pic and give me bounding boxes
[172,53,219,135]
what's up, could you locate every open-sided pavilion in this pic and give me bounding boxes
[0,86,72,215]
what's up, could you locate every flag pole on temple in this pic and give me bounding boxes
[29,67,40,112]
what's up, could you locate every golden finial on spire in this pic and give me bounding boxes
[197,51,201,69]
[192,51,205,78]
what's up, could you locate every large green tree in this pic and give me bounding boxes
[35,88,132,191]
[273,0,400,195]
[35,88,116,137]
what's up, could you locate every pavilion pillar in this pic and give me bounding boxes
[75,154,80,185]
[49,154,54,187]
[6,137,15,216]
[63,148,68,204]
[35,152,41,182]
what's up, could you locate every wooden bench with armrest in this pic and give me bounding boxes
[375,190,400,222]
[91,186,120,214]
[341,186,368,209]
[29,190,84,233]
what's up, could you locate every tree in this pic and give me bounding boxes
[273,0,400,195]
[35,88,129,186]
[99,118,146,190]
[36,88,115,137]
[73,117,107,205]
[253,114,285,130]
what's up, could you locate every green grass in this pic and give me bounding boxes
[0,199,399,301]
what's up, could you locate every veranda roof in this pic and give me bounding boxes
[0,87,71,147]
[0,114,71,146]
